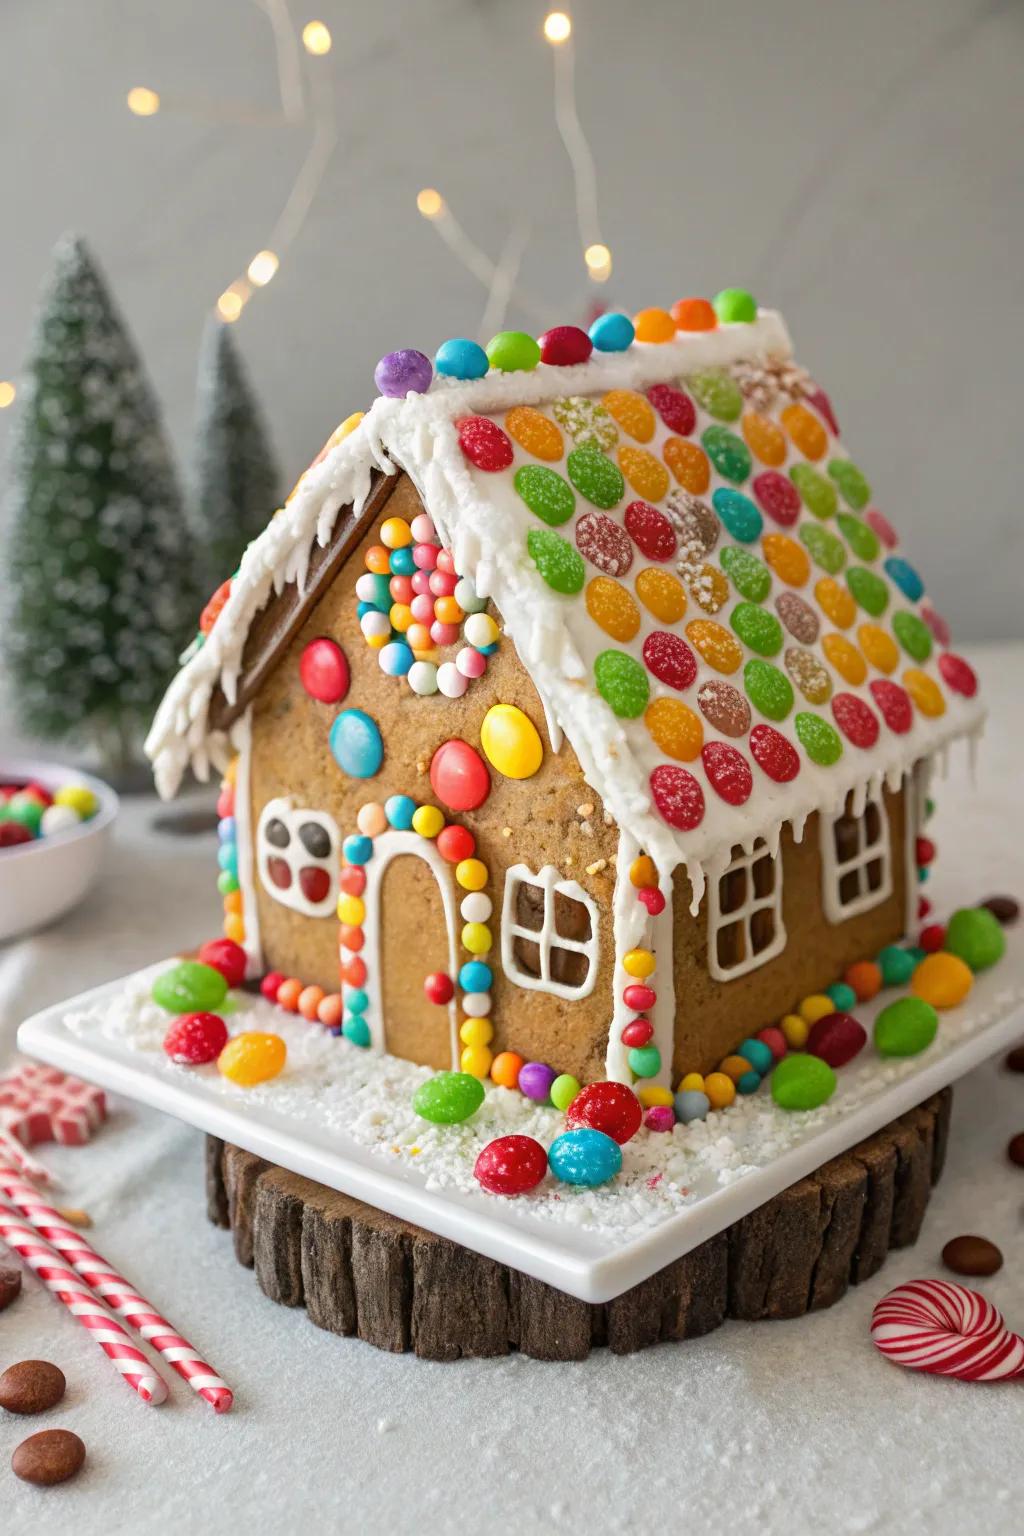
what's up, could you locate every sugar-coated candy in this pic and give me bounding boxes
[749,723,800,782]
[413,1071,485,1124]
[712,287,756,324]
[904,668,946,717]
[575,511,633,577]
[538,324,592,367]
[781,402,827,461]
[566,1081,643,1144]
[458,415,513,472]
[874,997,938,1057]
[218,1032,287,1086]
[938,653,978,698]
[744,413,787,468]
[702,426,751,484]
[152,961,229,1014]
[474,1135,548,1196]
[790,463,837,521]
[635,567,687,623]
[806,1012,866,1069]
[624,499,676,560]
[374,348,432,397]
[858,623,899,674]
[720,546,772,602]
[663,438,711,494]
[650,763,705,829]
[744,659,794,721]
[586,576,641,641]
[944,907,1006,972]
[480,704,543,780]
[828,458,871,510]
[674,1089,711,1123]
[567,445,625,509]
[731,603,783,656]
[163,1012,229,1065]
[690,370,743,423]
[687,619,743,675]
[836,513,878,563]
[645,696,703,761]
[526,528,584,596]
[671,297,717,331]
[548,1128,622,1186]
[795,711,843,765]
[329,708,384,778]
[198,938,247,988]
[646,383,695,435]
[434,337,489,380]
[785,647,831,705]
[697,679,750,738]
[642,631,697,691]
[701,741,752,805]
[594,649,650,717]
[821,633,866,688]
[646,1105,676,1132]
[505,406,563,461]
[846,565,888,617]
[775,591,819,645]
[633,307,675,343]
[771,1054,836,1111]
[604,389,655,442]
[713,488,762,542]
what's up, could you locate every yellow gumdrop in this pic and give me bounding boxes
[780,1013,809,1048]
[911,952,973,1009]
[816,577,856,629]
[686,619,743,675]
[505,405,564,461]
[618,445,670,502]
[337,894,365,926]
[380,517,412,549]
[645,697,703,762]
[603,389,656,443]
[480,704,544,779]
[799,994,835,1025]
[762,533,810,587]
[460,1044,494,1079]
[638,1084,674,1108]
[412,805,445,838]
[859,623,899,674]
[781,402,828,461]
[680,1072,705,1093]
[629,855,658,889]
[462,922,493,955]
[822,632,867,686]
[218,1032,287,1087]
[223,913,245,944]
[687,562,729,614]
[623,948,656,979]
[53,784,99,817]
[742,410,787,466]
[585,577,641,642]
[904,668,946,718]
[635,567,687,623]
[663,438,711,494]
[460,1017,495,1047]
[704,1072,736,1110]
[455,857,488,891]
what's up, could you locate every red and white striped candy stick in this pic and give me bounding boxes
[0,1199,169,1405]
[0,1127,56,1186]
[0,1168,232,1413]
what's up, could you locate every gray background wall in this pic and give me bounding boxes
[1,0,1022,639]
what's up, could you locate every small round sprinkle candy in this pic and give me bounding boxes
[548,1128,622,1186]
[712,287,756,324]
[474,1135,547,1196]
[374,349,432,397]
[674,1089,711,1123]
[434,337,489,380]
[486,331,540,372]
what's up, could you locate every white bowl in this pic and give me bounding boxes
[0,760,119,942]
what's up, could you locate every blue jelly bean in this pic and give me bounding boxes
[737,1071,761,1095]
[737,1038,773,1075]
[217,817,235,842]
[385,794,416,830]
[435,336,489,380]
[884,556,924,603]
[346,989,369,1014]
[673,1089,710,1124]
[343,1015,371,1047]
[217,844,237,875]
[588,312,635,352]
[826,982,857,1012]
[342,834,374,865]
[389,546,416,576]
[712,487,763,542]
[378,642,414,677]
[458,960,493,992]
[330,708,384,778]
[548,1128,622,1186]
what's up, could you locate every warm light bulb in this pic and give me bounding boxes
[416,188,444,220]
[247,250,280,287]
[584,243,612,280]
[127,86,160,117]
[0,381,15,409]
[302,20,332,55]
[543,11,572,43]
[216,285,249,323]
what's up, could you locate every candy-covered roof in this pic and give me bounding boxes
[146,302,984,904]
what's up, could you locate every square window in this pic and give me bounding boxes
[502,865,600,1000]
[707,841,786,981]
[821,791,893,922]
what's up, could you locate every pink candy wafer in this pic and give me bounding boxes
[871,1279,1024,1382]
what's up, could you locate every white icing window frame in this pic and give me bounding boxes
[501,863,599,1001]
[820,790,893,924]
[256,796,339,918]
[707,841,786,981]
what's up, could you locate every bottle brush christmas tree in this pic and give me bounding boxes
[190,316,282,593]
[5,235,197,776]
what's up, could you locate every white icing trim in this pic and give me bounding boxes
[230,709,262,977]
[606,831,646,1084]
[500,864,599,1001]
[256,797,339,917]
[706,841,786,981]
[902,766,920,937]
[819,790,892,924]
[356,829,460,1066]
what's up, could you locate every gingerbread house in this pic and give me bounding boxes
[146,303,985,1093]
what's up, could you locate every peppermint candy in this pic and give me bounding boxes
[871,1279,1024,1382]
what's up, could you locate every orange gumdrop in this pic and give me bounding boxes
[505,406,564,462]
[633,307,676,343]
[844,960,883,1002]
[822,632,867,685]
[742,411,786,467]
[619,446,670,502]
[671,297,717,332]
[762,533,810,587]
[663,438,710,494]
[603,390,656,443]
[491,1051,524,1089]
[781,403,828,461]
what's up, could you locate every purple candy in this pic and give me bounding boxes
[374,348,433,398]
[518,1061,557,1103]
[645,1106,676,1133]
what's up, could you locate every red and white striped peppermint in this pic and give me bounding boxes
[871,1279,1024,1382]
[0,1200,169,1404]
[0,1168,232,1413]
[0,1061,106,1148]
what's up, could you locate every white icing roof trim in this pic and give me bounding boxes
[145,311,986,905]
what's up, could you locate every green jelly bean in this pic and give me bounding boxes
[486,330,540,372]
[744,659,794,720]
[514,464,575,526]
[836,512,879,561]
[878,944,917,986]
[594,649,650,718]
[567,446,625,509]
[217,870,239,895]
[846,565,889,616]
[720,546,772,602]
[828,457,871,510]
[799,523,845,574]
[731,602,783,656]
[790,463,837,520]
[713,287,757,324]
[892,609,932,661]
[152,960,228,1013]
[874,997,938,1058]
[412,1071,486,1124]
[794,711,843,765]
[628,1045,662,1079]
[526,527,585,594]
[944,907,1006,972]
[771,1053,836,1111]
[550,1073,582,1111]
[702,425,751,484]
[688,370,743,422]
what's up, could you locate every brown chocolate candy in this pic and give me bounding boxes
[941,1234,1003,1277]
[0,1261,22,1312]
[981,894,1019,926]
[11,1428,85,1486]
[775,590,819,645]
[1007,1132,1024,1167]
[697,679,751,738]
[0,1360,66,1415]
[1005,1045,1024,1074]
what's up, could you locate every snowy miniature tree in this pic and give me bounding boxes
[190,316,282,592]
[4,235,196,774]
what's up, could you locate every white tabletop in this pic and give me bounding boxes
[2,642,1022,1535]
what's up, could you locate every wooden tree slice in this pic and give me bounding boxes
[204,1087,952,1362]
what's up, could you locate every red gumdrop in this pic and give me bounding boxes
[163,1011,229,1065]
[300,867,331,904]
[436,823,475,863]
[938,653,978,698]
[756,1025,788,1061]
[575,512,633,576]
[920,923,946,953]
[916,836,936,867]
[866,509,898,549]
[637,886,666,916]
[339,866,366,896]
[457,415,514,472]
[621,1018,654,1048]
[0,823,34,847]
[749,724,800,783]
[752,471,800,526]
[806,387,839,437]
[650,764,704,830]
[430,739,491,812]
[198,938,247,988]
[537,325,592,367]
[921,605,951,648]
[623,983,656,1011]
[566,1082,643,1145]
[299,637,350,704]
[260,971,285,1002]
[200,578,232,635]
[869,679,913,734]
[646,383,696,436]
[806,1012,866,1069]
[624,501,677,562]
[832,692,880,749]
[474,1135,548,1196]
[701,741,753,806]
[424,972,454,1006]
[642,632,697,691]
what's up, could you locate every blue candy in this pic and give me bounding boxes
[588,312,635,352]
[673,1089,711,1124]
[217,817,236,843]
[342,834,374,865]
[330,708,384,778]
[345,989,369,1014]
[217,844,237,875]
[737,1071,761,1095]
[548,1128,622,1187]
[378,642,414,677]
[385,794,416,830]
[458,960,493,992]
[389,546,416,576]
[884,556,924,603]
[342,1015,371,1047]
[435,337,490,381]
[737,1038,773,1076]
[712,487,763,542]
[826,982,857,1013]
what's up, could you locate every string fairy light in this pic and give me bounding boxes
[543,10,611,284]
[0,381,16,409]
[126,86,160,117]
[301,19,332,55]
[415,189,550,331]
[246,250,280,287]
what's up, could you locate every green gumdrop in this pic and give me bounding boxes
[701,425,751,484]
[794,711,843,765]
[514,464,575,526]
[744,659,793,721]
[799,523,845,574]
[217,870,240,895]
[628,1045,662,1079]
[720,546,772,602]
[567,446,625,509]
[790,463,837,520]
[486,330,540,372]
[594,649,650,718]
[771,1053,837,1111]
[6,796,44,834]
[412,1071,486,1124]
[836,512,880,562]
[846,566,889,616]
[731,603,783,657]
[944,907,1006,972]
[688,370,743,422]
[892,610,932,661]
[713,287,758,324]
[152,960,228,1013]
[526,527,585,594]
[874,997,938,1058]
[878,944,917,986]
[550,1073,582,1111]
[828,458,871,510]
